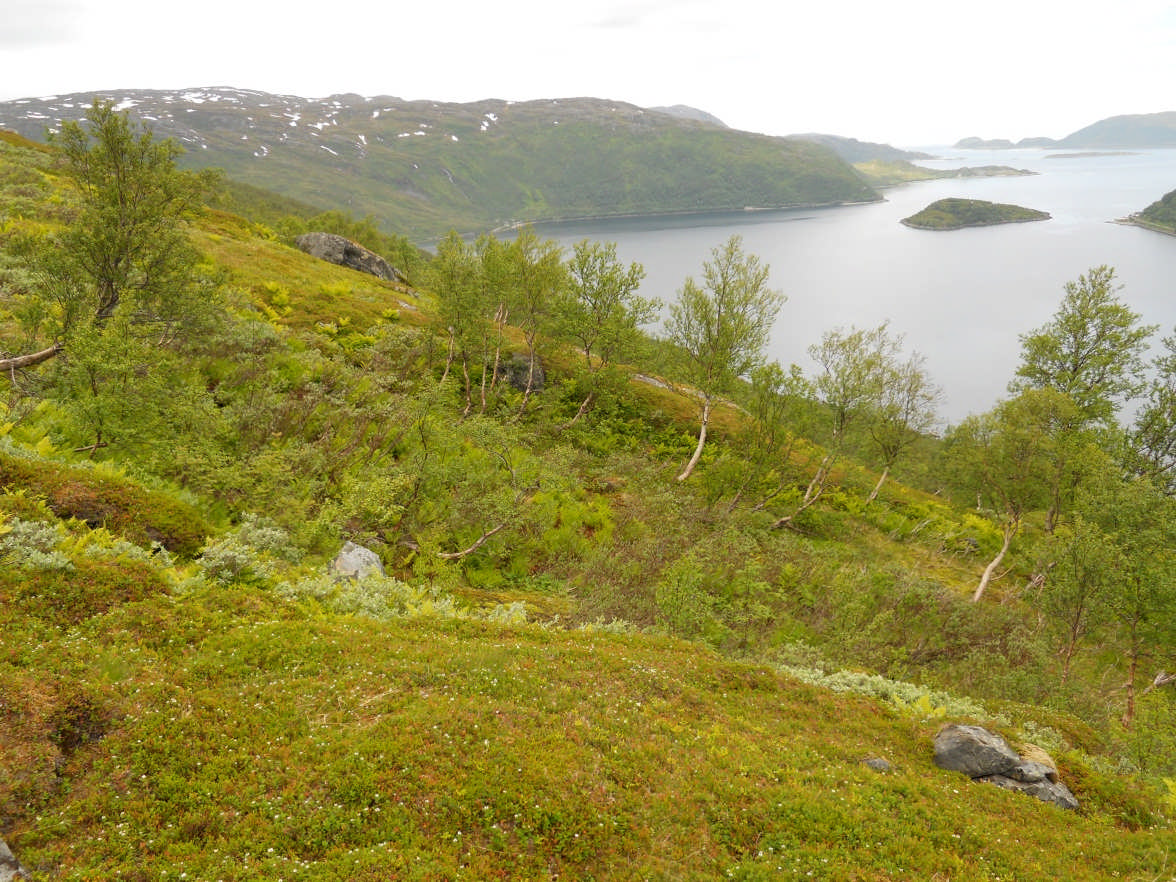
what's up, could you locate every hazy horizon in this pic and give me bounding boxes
[3,0,1175,147]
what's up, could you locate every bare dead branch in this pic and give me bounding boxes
[0,342,63,374]
[437,523,507,560]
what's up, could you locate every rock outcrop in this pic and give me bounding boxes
[496,354,545,393]
[328,541,385,580]
[294,232,407,284]
[933,724,1078,810]
[0,838,29,881]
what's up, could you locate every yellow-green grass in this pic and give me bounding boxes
[5,585,1171,880]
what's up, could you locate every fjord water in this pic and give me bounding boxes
[538,148,1176,425]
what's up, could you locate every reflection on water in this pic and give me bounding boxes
[533,148,1176,424]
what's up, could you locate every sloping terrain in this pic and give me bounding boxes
[0,88,879,240]
[0,121,1173,880]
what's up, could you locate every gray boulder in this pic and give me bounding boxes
[978,774,1080,811]
[933,724,1078,811]
[295,232,407,284]
[933,724,1020,778]
[0,838,29,881]
[329,541,385,580]
[496,354,545,392]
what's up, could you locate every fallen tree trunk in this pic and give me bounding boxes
[0,342,63,373]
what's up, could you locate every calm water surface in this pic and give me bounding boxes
[536,148,1176,424]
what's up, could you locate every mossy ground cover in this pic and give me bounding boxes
[6,582,1173,881]
[2,124,1174,880]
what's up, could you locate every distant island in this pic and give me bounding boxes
[853,159,1034,188]
[901,198,1051,230]
[1045,151,1138,159]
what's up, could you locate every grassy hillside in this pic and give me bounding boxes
[1,127,1174,879]
[4,575,1171,880]
[0,90,880,241]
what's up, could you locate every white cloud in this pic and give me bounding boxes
[0,0,81,47]
[1,0,1173,146]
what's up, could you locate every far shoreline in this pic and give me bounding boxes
[489,197,885,236]
[1113,215,1176,237]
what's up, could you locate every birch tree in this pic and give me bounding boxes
[666,235,783,481]
[556,240,654,424]
[772,323,895,527]
[943,389,1072,602]
[1011,265,1156,530]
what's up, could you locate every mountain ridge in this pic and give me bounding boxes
[0,87,880,241]
[955,110,1176,149]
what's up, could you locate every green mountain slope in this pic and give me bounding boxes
[1059,111,1176,148]
[0,119,1173,880]
[5,577,1171,880]
[954,110,1176,149]
[0,88,880,240]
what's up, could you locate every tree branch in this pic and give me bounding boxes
[437,523,507,560]
[0,342,63,374]
[1140,670,1176,698]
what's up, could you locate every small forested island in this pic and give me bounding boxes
[901,197,1050,230]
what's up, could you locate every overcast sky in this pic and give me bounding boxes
[3,0,1174,147]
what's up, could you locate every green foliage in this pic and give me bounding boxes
[0,447,211,555]
[667,234,783,400]
[1135,186,1176,232]
[46,98,221,330]
[901,197,1050,230]
[0,515,73,571]
[197,514,302,585]
[780,665,988,721]
[1129,327,1176,494]
[4,121,1176,878]
[666,235,784,479]
[1011,265,1156,426]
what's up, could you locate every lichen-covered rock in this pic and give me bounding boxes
[329,541,385,580]
[295,232,407,284]
[1015,743,1059,782]
[933,724,1020,778]
[1007,761,1057,785]
[496,354,545,392]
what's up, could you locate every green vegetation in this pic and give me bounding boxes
[0,91,882,242]
[854,160,1034,188]
[901,197,1051,230]
[1,104,1175,879]
[1126,187,1176,235]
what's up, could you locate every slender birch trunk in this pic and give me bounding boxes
[677,396,711,482]
[972,517,1018,602]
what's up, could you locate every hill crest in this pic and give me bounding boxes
[0,87,880,240]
